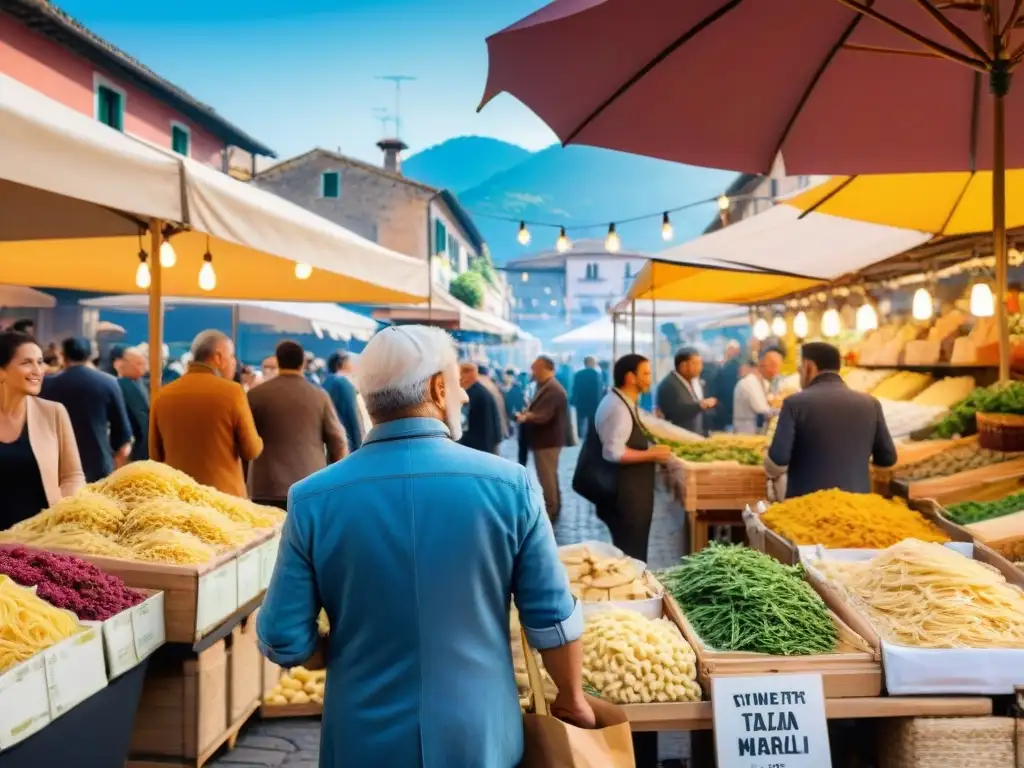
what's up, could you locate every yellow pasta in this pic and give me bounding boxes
[3,526,137,560]
[0,575,81,671]
[119,499,250,549]
[9,491,124,536]
[125,529,217,565]
[816,539,1024,649]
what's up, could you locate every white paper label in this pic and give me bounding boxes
[0,656,50,749]
[131,592,166,660]
[712,674,831,768]
[43,629,108,718]
[100,610,138,679]
[196,560,239,633]
[260,534,281,590]
[237,548,263,606]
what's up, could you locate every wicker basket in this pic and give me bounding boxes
[877,716,1022,768]
[978,412,1024,452]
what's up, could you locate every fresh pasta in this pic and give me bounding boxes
[120,499,249,549]
[815,539,1024,649]
[0,575,81,671]
[10,491,124,536]
[125,529,217,565]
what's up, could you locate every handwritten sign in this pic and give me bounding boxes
[131,592,166,660]
[95,609,138,679]
[196,560,239,633]
[43,630,108,718]
[712,674,831,768]
[0,656,50,749]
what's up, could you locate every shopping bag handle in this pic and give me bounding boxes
[519,626,550,717]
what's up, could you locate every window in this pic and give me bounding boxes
[447,234,460,265]
[321,171,341,199]
[584,263,600,280]
[94,80,124,131]
[625,262,633,279]
[434,219,447,255]
[170,123,190,156]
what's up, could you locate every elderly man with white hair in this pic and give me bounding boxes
[149,329,262,496]
[257,325,593,768]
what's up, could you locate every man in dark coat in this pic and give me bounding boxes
[655,347,717,436]
[571,356,604,440]
[114,347,151,462]
[766,342,898,499]
[503,368,525,425]
[323,352,364,451]
[458,362,502,454]
[709,340,742,431]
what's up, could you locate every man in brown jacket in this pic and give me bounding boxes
[247,340,347,506]
[150,330,262,497]
[516,355,569,522]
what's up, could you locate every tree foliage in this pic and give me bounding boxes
[450,271,486,309]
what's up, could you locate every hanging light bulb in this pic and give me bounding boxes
[295,262,313,280]
[555,227,572,254]
[159,239,177,268]
[604,223,621,253]
[517,221,531,246]
[856,303,879,332]
[821,308,842,337]
[1009,247,1023,267]
[753,317,770,341]
[771,314,786,337]
[970,282,995,317]
[661,212,674,241]
[912,287,933,321]
[793,311,809,339]
[198,251,216,291]
[717,195,730,211]
[135,251,151,289]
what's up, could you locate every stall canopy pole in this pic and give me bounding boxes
[148,219,163,403]
[231,305,240,350]
[651,295,657,383]
[993,57,1010,383]
[612,311,618,362]
[631,300,636,353]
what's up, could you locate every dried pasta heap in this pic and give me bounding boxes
[7,462,283,566]
[0,574,81,671]
[762,489,950,549]
[815,539,1024,648]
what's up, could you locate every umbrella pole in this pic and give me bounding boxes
[148,219,163,403]
[631,300,636,353]
[993,62,1010,383]
[612,311,618,362]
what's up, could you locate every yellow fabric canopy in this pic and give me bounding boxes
[786,172,1024,236]
[626,260,822,303]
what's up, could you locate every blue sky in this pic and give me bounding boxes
[58,0,556,162]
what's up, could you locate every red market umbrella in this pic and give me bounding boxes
[480,0,1024,380]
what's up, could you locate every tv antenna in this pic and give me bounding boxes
[375,75,416,139]
[372,107,393,137]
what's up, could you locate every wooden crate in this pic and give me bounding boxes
[871,438,966,497]
[682,461,766,512]
[129,640,228,761]
[227,610,262,724]
[664,594,881,700]
[259,701,323,719]
[877,716,1024,768]
[261,655,281,700]
[743,499,975,566]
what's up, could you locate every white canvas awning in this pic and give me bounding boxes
[552,316,653,346]
[657,204,931,281]
[0,285,55,309]
[80,295,380,342]
[372,287,528,342]
[609,298,747,322]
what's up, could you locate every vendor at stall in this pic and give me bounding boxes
[733,348,783,434]
[765,341,897,499]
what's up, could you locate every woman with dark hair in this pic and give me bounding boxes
[0,331,84,528]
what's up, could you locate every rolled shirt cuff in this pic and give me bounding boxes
[522,597,584,650]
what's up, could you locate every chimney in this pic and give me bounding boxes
[377,138,408,174]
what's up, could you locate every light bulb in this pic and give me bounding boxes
[198,254,216,291]
[717,195,730,211]
[517,221,531,246]
[855,303,878,332]
[753,318,770,340]
[159,240,177,268]
[295,262,313,280]
[970,282,995,317]
[556,227,571,254]
[661,212,673,241]
[135,256,151,289]
[793,311,809,339]
[821,308,842,337]
[1009,247,1023,267]
[605,223,621,253]
[771,314,786,337]
[912,287,933,321]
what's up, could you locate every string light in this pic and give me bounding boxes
[753,317,770,341]
[555,227,572,254]
[855,303,879,332]
[295,262,313,280]
[821,308,842,337]
[604,223,621,253]
[159,239,177,268]
[771,314,786,337]
[970,282,995,317]
[661,212,673,241]
[793,311,809,339]
[912,287,933,321]
[517,221,531,246]
[198,248,216,291]
[135,251,151,290]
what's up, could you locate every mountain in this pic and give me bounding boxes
[452,144,739,264]
[402,136,532,193]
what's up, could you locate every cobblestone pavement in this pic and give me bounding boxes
[210,441,689,767]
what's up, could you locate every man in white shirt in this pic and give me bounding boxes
[733,348,783,435]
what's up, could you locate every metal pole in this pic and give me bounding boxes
[612,311,618,362]
[148,220,163,403]
[631,299,636,353]
[231,305,240,349]
[993,67,1010,383]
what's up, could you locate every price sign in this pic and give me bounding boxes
[260,534,281,590]
[43,630,107,718]
[196,560,239,633]
[98,610,138,679]
[131,592,166,660]
[712,674,831,768]
[237,548,263,606]
[0,657,50,749]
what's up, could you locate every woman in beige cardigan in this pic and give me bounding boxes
[0,331,84,528]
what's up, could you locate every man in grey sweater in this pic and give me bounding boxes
[766,342,897,499]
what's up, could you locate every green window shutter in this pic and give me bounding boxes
[97,86,124,131]
[434,219,447,255]
[321,172,340,198]
[171,125,190,156]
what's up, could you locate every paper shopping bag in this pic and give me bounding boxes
[518,628,635,768]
